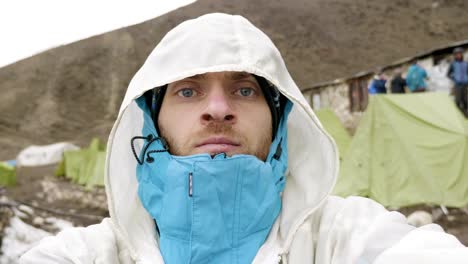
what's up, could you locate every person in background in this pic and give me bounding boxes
[447,47,468,117]
[390,70,406,93]
[368,71,387,94]
[406,60,428,93]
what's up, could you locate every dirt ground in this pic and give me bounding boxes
[399,205,468,246]
[2,165,108,232]
[1,164,467,248]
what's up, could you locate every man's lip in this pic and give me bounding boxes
[196,137,241,147]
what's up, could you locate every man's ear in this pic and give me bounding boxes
[150,85,167,136]
[254,76,280,139]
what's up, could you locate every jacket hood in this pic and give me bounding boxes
[105,13,338,261]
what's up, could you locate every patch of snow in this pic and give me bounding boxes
[17,205,34,216]
[0,216,73,264]
[45,217,74,231]
[0,217,50,264]
[12,208,27,219]
[32,216,45,226]
[407,210,433,227]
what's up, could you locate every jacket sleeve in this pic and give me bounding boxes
[374,224,467,264]
[313,196,468,264]
[19,218,121,264]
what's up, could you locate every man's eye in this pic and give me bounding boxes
[237,87,255,97]
[177,88,196,97]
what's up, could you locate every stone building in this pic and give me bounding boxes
[302,40,468,134]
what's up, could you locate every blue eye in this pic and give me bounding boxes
[178,88,196,97]
[239,88,254,97]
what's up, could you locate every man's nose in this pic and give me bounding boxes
[201,89,236,123]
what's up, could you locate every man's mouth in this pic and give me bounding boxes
[195,137,241,154]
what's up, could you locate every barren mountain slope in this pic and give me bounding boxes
[1,0,468,158]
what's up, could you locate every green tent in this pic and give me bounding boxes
[0,162,16,187]
[315,108,352,160]
[334,93,468,208]
[56,138,106,188]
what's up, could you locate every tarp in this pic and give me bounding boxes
[0,162,16,186]
[426,60,453,93]
[315,108,352,160]
[17,142,79,167]
[55,138,105,188]
[334,92,468,208]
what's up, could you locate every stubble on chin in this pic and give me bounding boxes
[159,123,272,161]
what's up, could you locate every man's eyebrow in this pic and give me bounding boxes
[182,72,253,81]
[228,72,253,80]
[185,74,206,80]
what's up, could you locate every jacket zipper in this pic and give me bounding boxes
[188,172,193,197]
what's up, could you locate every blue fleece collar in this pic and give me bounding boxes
[134,96,291,264]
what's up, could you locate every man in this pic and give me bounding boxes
[406,60,428,92]
[447,47,468,116]
[390,70,406,94]
[21,13,468,264]
[368,72,387,94]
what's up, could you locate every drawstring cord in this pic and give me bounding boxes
[130,134,169,165]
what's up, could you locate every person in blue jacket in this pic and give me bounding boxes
[406,60,428,93]
[447,47,468,116]
[368,72,387,94]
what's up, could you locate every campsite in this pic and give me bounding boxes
[1,0,468,262]
[319,92,468,243]
[2,93,467,262]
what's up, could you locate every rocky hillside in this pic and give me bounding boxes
[1,0,468,159]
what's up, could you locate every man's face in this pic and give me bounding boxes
[455,52,463,60]
[158,71,273,161]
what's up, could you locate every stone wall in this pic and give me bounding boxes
[305,83,363,135]
[302,49,468,134]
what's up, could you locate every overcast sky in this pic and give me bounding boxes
[0,0,196,68]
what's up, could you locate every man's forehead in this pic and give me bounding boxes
[182,71,255,81]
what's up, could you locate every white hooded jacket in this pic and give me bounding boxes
[21,13,468,264]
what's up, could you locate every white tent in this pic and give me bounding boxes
[16,142,79,167]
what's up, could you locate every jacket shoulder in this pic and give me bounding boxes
[304,196,468,263]
[307,196,414,263]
